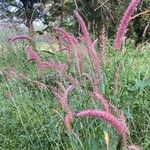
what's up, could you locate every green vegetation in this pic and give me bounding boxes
[0,35,150,149]
[0,1,150,149]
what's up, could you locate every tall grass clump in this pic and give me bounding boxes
[0,0,149,149]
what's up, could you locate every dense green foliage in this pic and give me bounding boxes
[0,1,150,149]
[0,27,150,149]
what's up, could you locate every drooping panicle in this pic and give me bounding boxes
[9,35,33,44]
[54,27,84,74]
[76,109,128,136]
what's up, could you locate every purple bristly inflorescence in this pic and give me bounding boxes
[9,35,33,44]
[114,0,140,50]
[39,61,68,74]
[54,27,78,46]
[76,109,128,136]
[26,46,41,65]
[93,81,110,112]
[74,11,101,78]
[53,85,75,132]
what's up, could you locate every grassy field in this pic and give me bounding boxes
[0,27,150,150]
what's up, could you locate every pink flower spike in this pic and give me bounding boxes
[39,61,68,74]
[114,0,140,50]
[74,11,93,47]
[53,85,74,113]
[64,111,75,133]
[52,85,75,132]
[93,81,110,112]
[8,35,33,44]
[76,109,128,136]
[54,27,78,45]
[26,47,41,66]
[74,11,101,78]
[74,11,97,58]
